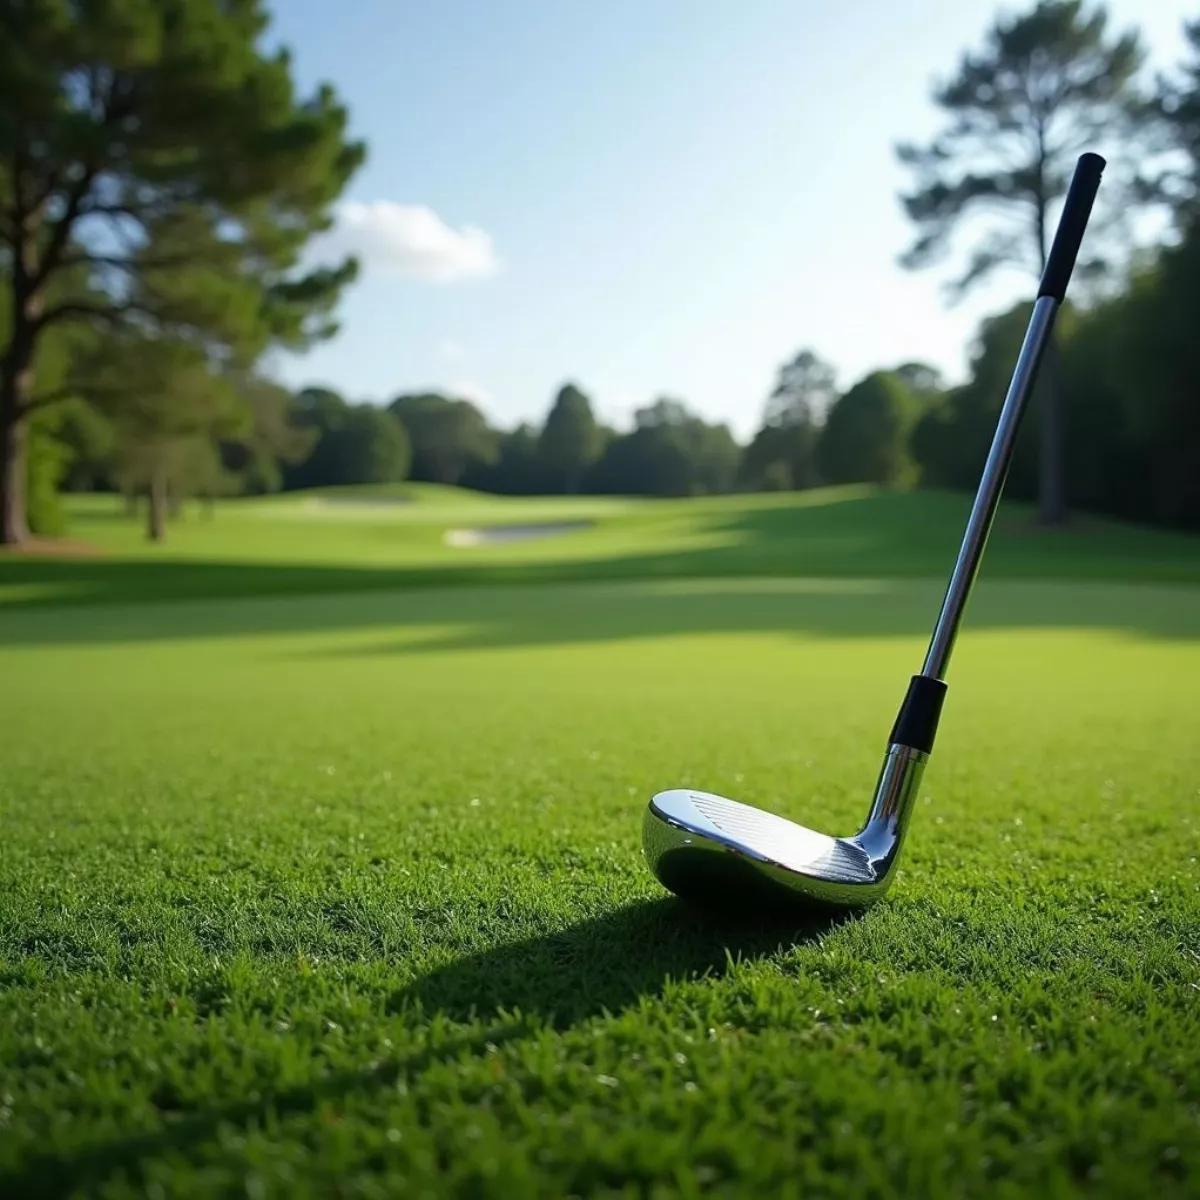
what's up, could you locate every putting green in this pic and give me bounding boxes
[2,561,1198,1195]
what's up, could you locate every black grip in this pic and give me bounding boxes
[888,674,948,755]
[1037,152,1106,303]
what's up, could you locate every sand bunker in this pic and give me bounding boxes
[444,521,594,547]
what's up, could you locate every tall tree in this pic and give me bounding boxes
[1068,227,1200,530]
[389,392,497,485]
[463,422,555,495]
[282,386,349,490]
[740,348,833,491]
[909,304,1045,496]
[1154,18,1200,222]
[894,0,1149,525]
[817,371,919,487]
[85,332,248,540]
[764,349,838,425]
[328,404,411,488]
[282,387,410,491]
[50,394,114,493]
[537,382,601,493]
[218,375,317,495]
[589,398,739,497]
[0,0,364,543]
[889,361,945,405]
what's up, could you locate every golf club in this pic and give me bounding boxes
[642,151,1106,911]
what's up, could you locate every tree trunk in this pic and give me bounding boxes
[0,399,30,545]
[1037,335,1068,526]
[1,290,40,546]
[2,215,49,546]
[0,330,36,546]
[148,469,168,542]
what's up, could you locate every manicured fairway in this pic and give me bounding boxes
[2,492,1199,1197]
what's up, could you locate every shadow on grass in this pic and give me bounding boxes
[3,571,1199,652]
[391,896,852,1027]
[1,898,847,1196]
[4,492,1200,600]
[3,492,1199,649]
[307,575,1200,657]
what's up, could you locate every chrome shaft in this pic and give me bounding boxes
[920,294,1059,682]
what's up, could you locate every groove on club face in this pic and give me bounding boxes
[643,745,927,910]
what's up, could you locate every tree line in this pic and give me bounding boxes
[5,1,1200,545]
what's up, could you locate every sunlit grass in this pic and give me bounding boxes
[1,490,1199,1195]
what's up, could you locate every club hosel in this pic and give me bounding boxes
[859,743,927,861]
[857,674,947,858]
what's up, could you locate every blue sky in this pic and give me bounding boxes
[263,0,1195,441]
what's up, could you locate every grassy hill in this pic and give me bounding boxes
[4,486,1199,609]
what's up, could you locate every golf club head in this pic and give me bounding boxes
[642,744,926,911]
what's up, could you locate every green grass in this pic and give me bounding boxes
[2,489,1199,1197]
[5,486,1200,610]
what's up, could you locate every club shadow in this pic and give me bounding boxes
[387,895,855,1028]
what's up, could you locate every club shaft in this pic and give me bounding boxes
[920,295,1060,681]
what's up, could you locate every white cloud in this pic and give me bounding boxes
[318,201,501,282]
[436,338,465,361]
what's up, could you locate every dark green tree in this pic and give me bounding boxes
[332,404,411,488]
[1152,18,1200,221]
[219,375,317,495]
[537,382,601,493]
[895,0,1150,526]
[462,422,554,495]
[588,398,739,497]
[688,420,741,496]
[84,332,248,540]
[51,394,114,493]
[24,402,76,535]
[282,387,409,491]
[587,425,689,497]
[1066,228,1200,529]
[0,0,364,543]
[388,392,497,485]
[817,371,919,487]
[283,387,348,490]
[739,348,833,491]
[910,305,1042,494]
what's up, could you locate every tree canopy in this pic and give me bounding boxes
[7,0,1200,544]
[537,383,602,494]
[0,0,364,541]
[818,371,919,487]
[389,393,498,486]
[894,0,1153,525]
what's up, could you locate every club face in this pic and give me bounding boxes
[641,790,883,910]
[643,746,928,912]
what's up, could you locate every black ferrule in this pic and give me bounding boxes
[888,674,948,755]
[1037,152,1106,303]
